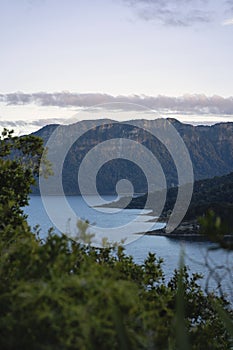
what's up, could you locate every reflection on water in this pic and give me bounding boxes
[24,196,233,301]
[26,195,164,245]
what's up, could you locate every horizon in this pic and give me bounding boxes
[1,1,233,133]
[5,114,233,137]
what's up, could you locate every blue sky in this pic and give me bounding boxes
[1,0,233,133]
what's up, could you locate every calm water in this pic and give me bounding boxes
[24,196,233,300]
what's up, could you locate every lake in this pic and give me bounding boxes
[24,195,233,301]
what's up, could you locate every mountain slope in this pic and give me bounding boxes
[33,118,233,195]
[115,172,233,231]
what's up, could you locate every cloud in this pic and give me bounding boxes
[222,1,233,25]
[122,0,213,26]
[0,117,65,128]
[0,117,67,136]
[1,92,233,117]
[225,0,233,11]
[222,17,233,25]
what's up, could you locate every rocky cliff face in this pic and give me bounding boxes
[34,118,233,195]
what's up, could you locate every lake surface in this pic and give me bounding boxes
[24,196,233,301]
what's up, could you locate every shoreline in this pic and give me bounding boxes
[143,227,233,243]
[144,230,211,241]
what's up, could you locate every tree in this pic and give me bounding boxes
[0,128,52,233]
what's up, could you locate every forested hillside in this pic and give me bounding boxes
[118,172,233,231]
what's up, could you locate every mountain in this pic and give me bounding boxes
[33,118,233,195]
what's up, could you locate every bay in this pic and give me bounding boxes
[24,195,233,301]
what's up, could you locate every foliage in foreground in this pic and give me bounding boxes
[0,129,232,349]
[0,228,232,350]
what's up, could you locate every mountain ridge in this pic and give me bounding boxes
[32,118,233,195]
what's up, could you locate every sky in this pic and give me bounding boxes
[0,0,233,134]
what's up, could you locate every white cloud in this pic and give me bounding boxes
[0,118,66,136]
[123,0,213,26]
[222,17,233,25]
[1,92,233,116]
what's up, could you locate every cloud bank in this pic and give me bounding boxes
[0,117,67,135]
[1,92,233,116]
[123,0,213,26]
[123,0,233,27]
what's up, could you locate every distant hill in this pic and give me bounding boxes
[33,118,233,195]
[115,172,233,230]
